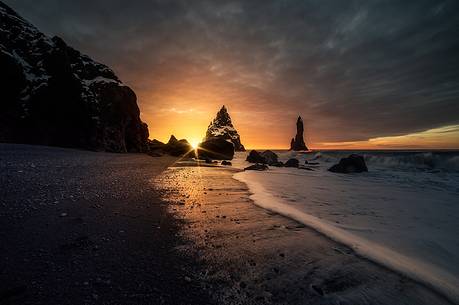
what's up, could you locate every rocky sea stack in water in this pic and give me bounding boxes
[0,2,148,152]
[205,105,245,151]
[290,116,308,151]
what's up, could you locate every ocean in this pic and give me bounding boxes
[232,150,459,303]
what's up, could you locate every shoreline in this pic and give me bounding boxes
[157,164,453,305]
[234,171,459,304]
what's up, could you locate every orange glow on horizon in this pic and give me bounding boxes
[132,69,459,151]
[141,105,459,151]
[313,125,459,150]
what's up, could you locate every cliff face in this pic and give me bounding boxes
[205,105,245,151]
[290,116,308,151]
[0,1,148,152]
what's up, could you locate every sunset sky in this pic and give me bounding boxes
[7,0,459,149]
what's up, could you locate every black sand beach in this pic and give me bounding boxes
[0,144,453,305]
[0,144,212,305]
[2,0,459,303]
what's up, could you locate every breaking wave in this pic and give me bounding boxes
[307,151,459,172]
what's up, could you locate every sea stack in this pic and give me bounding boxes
[290,116,308,151]
[204,105,245,151]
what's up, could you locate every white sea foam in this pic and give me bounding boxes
[232,150,459,303]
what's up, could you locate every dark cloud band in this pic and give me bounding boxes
[6,0,459,143]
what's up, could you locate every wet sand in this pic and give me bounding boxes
[0,144,213,305]
[156,164,453,305]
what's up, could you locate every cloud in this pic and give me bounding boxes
[5,0,459,147]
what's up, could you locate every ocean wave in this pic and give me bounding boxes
[233,171,459,304]
[296,151,459,172]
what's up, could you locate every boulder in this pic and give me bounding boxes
[221,160,232,166]
[244,164,269,171]
[270,161,284,167]
[328,154,368,173]
[246,150,266,163]
[197,137,234,160]
[285,158,299,168]
[261,150,279,165]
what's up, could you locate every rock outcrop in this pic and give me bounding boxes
[0,2,148,152]
[165,135,192,156]
[205,106,245,151]
[261,150,279,165]
[147,139,167,151]
[246,150,266,163]
[197,137,234,160]
[246,150,280,166]
[290,116,308,151]
[328,154,368,173]
[147,136,192,156]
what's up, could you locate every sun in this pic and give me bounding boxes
[190,139,200,149]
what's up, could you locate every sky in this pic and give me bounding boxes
[5,0,459,149]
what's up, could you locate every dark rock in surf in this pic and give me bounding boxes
[270,161,284,167]
[197,137,234,160]
[285,158,300,168]
[261,150,279,165]
[246,150,266,163]
[221,160,232,166]
[328,154,368,173]
[244,164,268,171]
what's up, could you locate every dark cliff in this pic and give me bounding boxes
[0,1,148,152]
